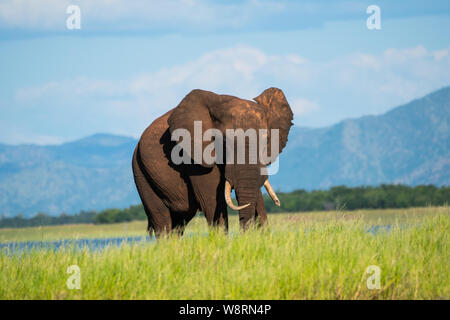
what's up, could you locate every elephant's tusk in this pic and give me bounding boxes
[264,179,281,206]
[224,180,251,211]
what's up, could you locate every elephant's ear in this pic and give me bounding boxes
[168,89,223,167]
[254,87,293,154]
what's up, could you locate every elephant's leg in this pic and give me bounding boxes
[170,212,186,236]
[170,209,197,236]
[132,148,172,237]
[211,176,229,231]
[216,202,229,232]
[255,189,268,227]
[217,185,229,232]
[189,166,228,232]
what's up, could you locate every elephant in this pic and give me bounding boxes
[132,87,293,237]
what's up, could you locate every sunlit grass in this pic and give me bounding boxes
[0,220,148,243]
[0,207,448,299]
[0,207,443,243]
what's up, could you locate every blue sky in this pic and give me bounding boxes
[0,0,449,144]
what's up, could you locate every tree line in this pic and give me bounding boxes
[1,184,448,229]
[263,184,449,213]
[0,205,147,229]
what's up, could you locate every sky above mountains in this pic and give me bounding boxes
[1,0,450,144]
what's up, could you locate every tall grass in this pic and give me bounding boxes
[0,207,442,243]
[0,207,448,299]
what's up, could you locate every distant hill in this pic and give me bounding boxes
[0,134,139,217]
[272,86,450,190]
[0,87,449,217]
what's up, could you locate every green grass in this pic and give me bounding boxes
[0,207,441,242]
[0,207,449,299]
[0,220,148,243]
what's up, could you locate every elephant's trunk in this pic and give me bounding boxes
[231,165,260,229]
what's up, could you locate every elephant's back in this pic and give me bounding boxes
[137,110,195,212]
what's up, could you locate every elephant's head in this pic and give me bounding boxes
[168,88,293,226]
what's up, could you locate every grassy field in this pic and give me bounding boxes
[0,207,449,299]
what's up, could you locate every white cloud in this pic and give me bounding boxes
[129,46,272,97]
[11,45,310,142]
[433,49,449,61]
[384,45,428,63]
[0,0,285,33]
[325,45,450,108]
[0,132,66,146]
[16,45,307,106]
[2,1,447,36]
[286,54,306,65]
[291,98,319,116]
[352,53,380,70]
[16,77,124,102]
[8,44,450,144]
[0,0,69,30]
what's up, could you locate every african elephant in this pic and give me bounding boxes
[132,88,293,236]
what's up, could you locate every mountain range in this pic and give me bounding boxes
[1,87,449,217]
